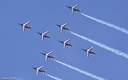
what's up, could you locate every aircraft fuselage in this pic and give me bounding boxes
[89,51,95,54]
[48,56,54,58]
[44,35,50,38]
[66,43,72,46]
[39,70,46,72]
[63,27,69,30]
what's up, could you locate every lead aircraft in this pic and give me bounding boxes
[58,39,73,49]
[37,31,51,41]
[41,51,55,61]
[18,21,32,31]
[32,65,46,75]
[81,46,96,57]
[66,4,81,14]
[56,23,70,33]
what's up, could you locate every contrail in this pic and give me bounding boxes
[69,31,128,59]
[80,12,128,34]
[45,73,63,80]
[55,59,106,80]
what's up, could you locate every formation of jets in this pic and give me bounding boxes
[18,4,97,75]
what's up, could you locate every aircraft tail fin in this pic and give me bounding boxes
[70,44,73,48]
[43,70,47,74]
[67,27,70,32]
[48,36,52,40]
[29,26,33,30]
[78,9,81,13]
[52,56,55,60]
[93,52,96,56]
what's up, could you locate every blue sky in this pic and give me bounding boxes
[0,0,128,80]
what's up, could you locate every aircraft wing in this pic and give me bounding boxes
[47,51,53,55]
[24,21,30,26]
[38,65,44,69]
[45,51,53,61]
[60,23,68,33]
[87,51,90,57]
[62,23,68,27]
[42,31,49,40]
[36,69,39,75]
[73,4,79,9]
[60,27,63,33]
[23,21,30,31]
[23,26,26,31]
[88,46,94,52]
[65,39,71,43]
[64,39,71,49]
[72,4,78,14]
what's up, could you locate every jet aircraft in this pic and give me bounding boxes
[32,65,46,75]
[56,23,70,33]
[58,39,73,49]
[18,21,32,31]
[66,4,81,14]
[37,31,51,41]
[41,51,55,61]
[81,46,96,57]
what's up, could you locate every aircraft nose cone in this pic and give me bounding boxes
[18,23,21,25]
[32,67,35,69]
[56,24,60,26]
[32,67,37,70]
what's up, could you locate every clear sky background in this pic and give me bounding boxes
[0,0,128,80]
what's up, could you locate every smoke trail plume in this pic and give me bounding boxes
[55,59,106,80]
[69,31,128,59]
[80,12,128,34]
[45,73,63,80]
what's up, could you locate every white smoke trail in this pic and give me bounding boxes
[69,31,128,59]
[45,73,63,80]
[80,12,128,34]
[55,59,106,80]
